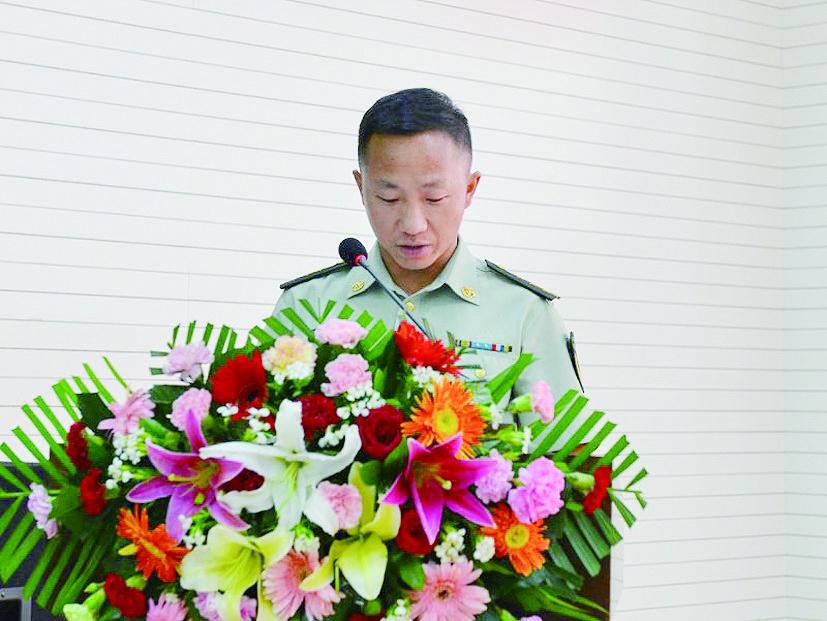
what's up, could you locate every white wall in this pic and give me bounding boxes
[782,4,827,620]
[2,1,820,619]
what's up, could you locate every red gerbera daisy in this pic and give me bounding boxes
[210,350,268,420]
[393,322,460,375]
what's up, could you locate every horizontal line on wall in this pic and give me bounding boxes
[0,141,786,203]
[1,15,785,115]
[623,553,787,568]
[616,595,784,612]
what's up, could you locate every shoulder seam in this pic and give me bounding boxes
[279,262,350,290]
[484,260,559,301]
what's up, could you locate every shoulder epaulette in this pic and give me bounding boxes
[279,262,350,291]
[485,260,558,301]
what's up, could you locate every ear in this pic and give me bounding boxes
[465,171,481,207]
[353,169,363,193]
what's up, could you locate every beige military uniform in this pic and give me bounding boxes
[273,239,582,408]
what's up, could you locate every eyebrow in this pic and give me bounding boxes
[375,179,445,189]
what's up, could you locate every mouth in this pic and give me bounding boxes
[397,243,430,258]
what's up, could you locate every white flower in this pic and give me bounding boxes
[473,536,496,563]
[434,528,466,563]
[200,399,362,530]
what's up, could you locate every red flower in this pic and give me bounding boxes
[210,350,268,420]
[221,468,265,493]
[356,404,404,461]
[66,421,91,471]
[396,508,437,555]
[347,613,384,621]
[79,469,106,516]
[103,573,147,618]
[582,466,612,515]
[298,393,341,441]
[393,322,460,375]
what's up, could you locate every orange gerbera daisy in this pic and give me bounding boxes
[480,503,550,576]
[401,377,485,458]
[116,505,189,582]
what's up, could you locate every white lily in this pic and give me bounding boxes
[200,399,362,530]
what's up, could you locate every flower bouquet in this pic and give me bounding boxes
[0,300,646,621]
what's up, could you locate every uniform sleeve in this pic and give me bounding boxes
[516,296,582,401]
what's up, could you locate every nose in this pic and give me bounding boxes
[399,201,428,236]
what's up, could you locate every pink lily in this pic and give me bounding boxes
[126,409,248,541]
[383,434,497,544]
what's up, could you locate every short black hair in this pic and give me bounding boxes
[357,88,472,165]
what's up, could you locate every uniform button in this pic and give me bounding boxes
[461,286,477,299]
[405,301,415,312]
[351,280,365,292]
[474,368,487,379]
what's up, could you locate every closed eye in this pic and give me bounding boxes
[377,196,399,204]
[426,196,448,203]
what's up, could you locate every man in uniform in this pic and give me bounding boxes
[273,87,582,405]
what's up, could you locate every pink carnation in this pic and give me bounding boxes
[317,481,362,530]
[262,335,317,380]
[170,388,212,430]
[507,457,565,524]
[314,318,368,348]
[262,550,342,621]
[409,559,490,621]
[474,449,513,504]
[27,483,57,539]
[98,389,155,435]
[531,381,554,423]
[193,593,256,621]
[146,594,188,621]
[163,342,213,381]
[520,617,543,621]
[321,353,372,397]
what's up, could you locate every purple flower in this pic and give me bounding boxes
[507,457,565,524]
[163,342,214,381]
[383,434,497,544]
[321,353,372,397]
[314,318,367,349]
[475,449,514,504]
[27,483,57,539]
[126,409,248,541]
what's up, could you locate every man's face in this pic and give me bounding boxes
[354,131,481,294]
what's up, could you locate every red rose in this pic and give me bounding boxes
[221,468,265,493]
[79,469,106,516]
[103,573,147,618]
[393,322,460,374]
[210,350,268,420]
[356,404,404,461]
[347,613,384,621]
[298,393,341,441]
[396,508,436,555]
[582,466,612,515]
[66,421,91,471]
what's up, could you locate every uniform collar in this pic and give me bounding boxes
[345,237,480,306]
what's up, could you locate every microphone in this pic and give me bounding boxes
[338,238,430,336]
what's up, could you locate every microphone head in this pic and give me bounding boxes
[338,238,368,266]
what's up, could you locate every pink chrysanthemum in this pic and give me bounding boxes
[530,381,554,423]
[146,594,188,621]
[321,354,372,397]
[163,342,214,381]
[262,550,342,621]
[474,449,513,504]
[169,388,212,430]
[316,481,362,530]
[314,318,368,349]
[409,559,490,621]
[27,483,57,539]
[98,389,155,435]
[507,457,565,524]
